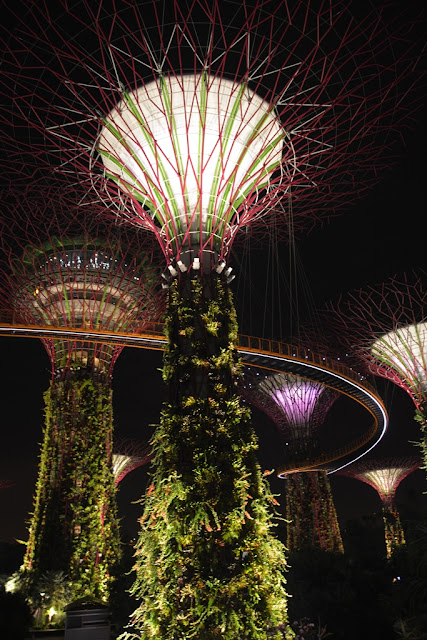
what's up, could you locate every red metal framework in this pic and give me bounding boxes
[323,271,427,414]
[238,367,344,550]
[0,0,423,271]
[239,367,339,468]
[113,437,152,485]
[339,456,420,557]
[0,479,14,489]
[339,457,420,506]
[0,190,165,379]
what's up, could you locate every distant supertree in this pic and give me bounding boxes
[339,458,420,558]
[0,192,164,607]
[113,438,152,486]
[1,1,423,637]
[324,272,427,473]
[240,369,343,552]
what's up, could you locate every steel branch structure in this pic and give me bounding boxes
[324,271,427,473]
[3,214,163,382]
[113,438,152,485]
[339,457,420,558]
[0,191,165,609]
[0,0,423,266]
[241,370,340,462]
[240,368,343,552]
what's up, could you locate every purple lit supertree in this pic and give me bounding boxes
[0,190,164,609]
[339,458,420,558]
[0,1,423,637]
[323,272,427,475]
[113,438,152,486]
[240,368,343,552]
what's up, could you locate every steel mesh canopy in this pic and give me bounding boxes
[340,457,420,505]
[99,74,285,263]
[0,191,165,377]
[0,0,424,268]
[371,323,427,401]
[113,438,152,485]
[239,368,339,458]
[15,243,152,374]
[258,372,338,433]
[323,271,426,411]
[0,479,14,489]
[339,456,420,558]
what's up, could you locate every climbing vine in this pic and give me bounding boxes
[414,404,427,479]
[383,504,406,559]
[122,274,292,640]
[285,471,343,553]
[21,374,121,613]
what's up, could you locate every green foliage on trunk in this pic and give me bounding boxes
[383,504,405,559]
[414,404,427,481]
[122,274,292,640]
[285,471,344,553]
[21,375,120,610]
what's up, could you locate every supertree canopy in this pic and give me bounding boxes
[12,233,161,380]
[0,193,165,611]
[0,1,423,638]
[252,372,339,464]
[113,438,152,486]
[0,1,423,260]
[323,271,427,474]
[339,458,420,558]
[240,368,343,553]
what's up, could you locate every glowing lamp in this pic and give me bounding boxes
[47,607,57,622]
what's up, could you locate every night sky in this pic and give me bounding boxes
[0,1,425,554]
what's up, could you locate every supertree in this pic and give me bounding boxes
[0,190,165,609]
[0,1,423,637]
[339,457,420,558]
[323,271,427,474]
[239,368,343,553]
[113,438,152,486]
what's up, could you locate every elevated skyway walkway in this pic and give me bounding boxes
[0,311,387,474]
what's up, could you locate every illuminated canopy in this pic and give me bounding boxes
[112,439,152,485]
[11,236,162,375]
[99,74,284,264]
[341,457,419,558]
[371,322,427,396]
[261,374,327,427]
[341,457,420,505]
[29,248,142,332]
[361,467,408,504]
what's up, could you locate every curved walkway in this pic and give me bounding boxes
[0,313,387,473]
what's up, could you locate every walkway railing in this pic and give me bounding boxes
[236,333,375,395]
[0,311,386,472]
[0,310,371,387]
